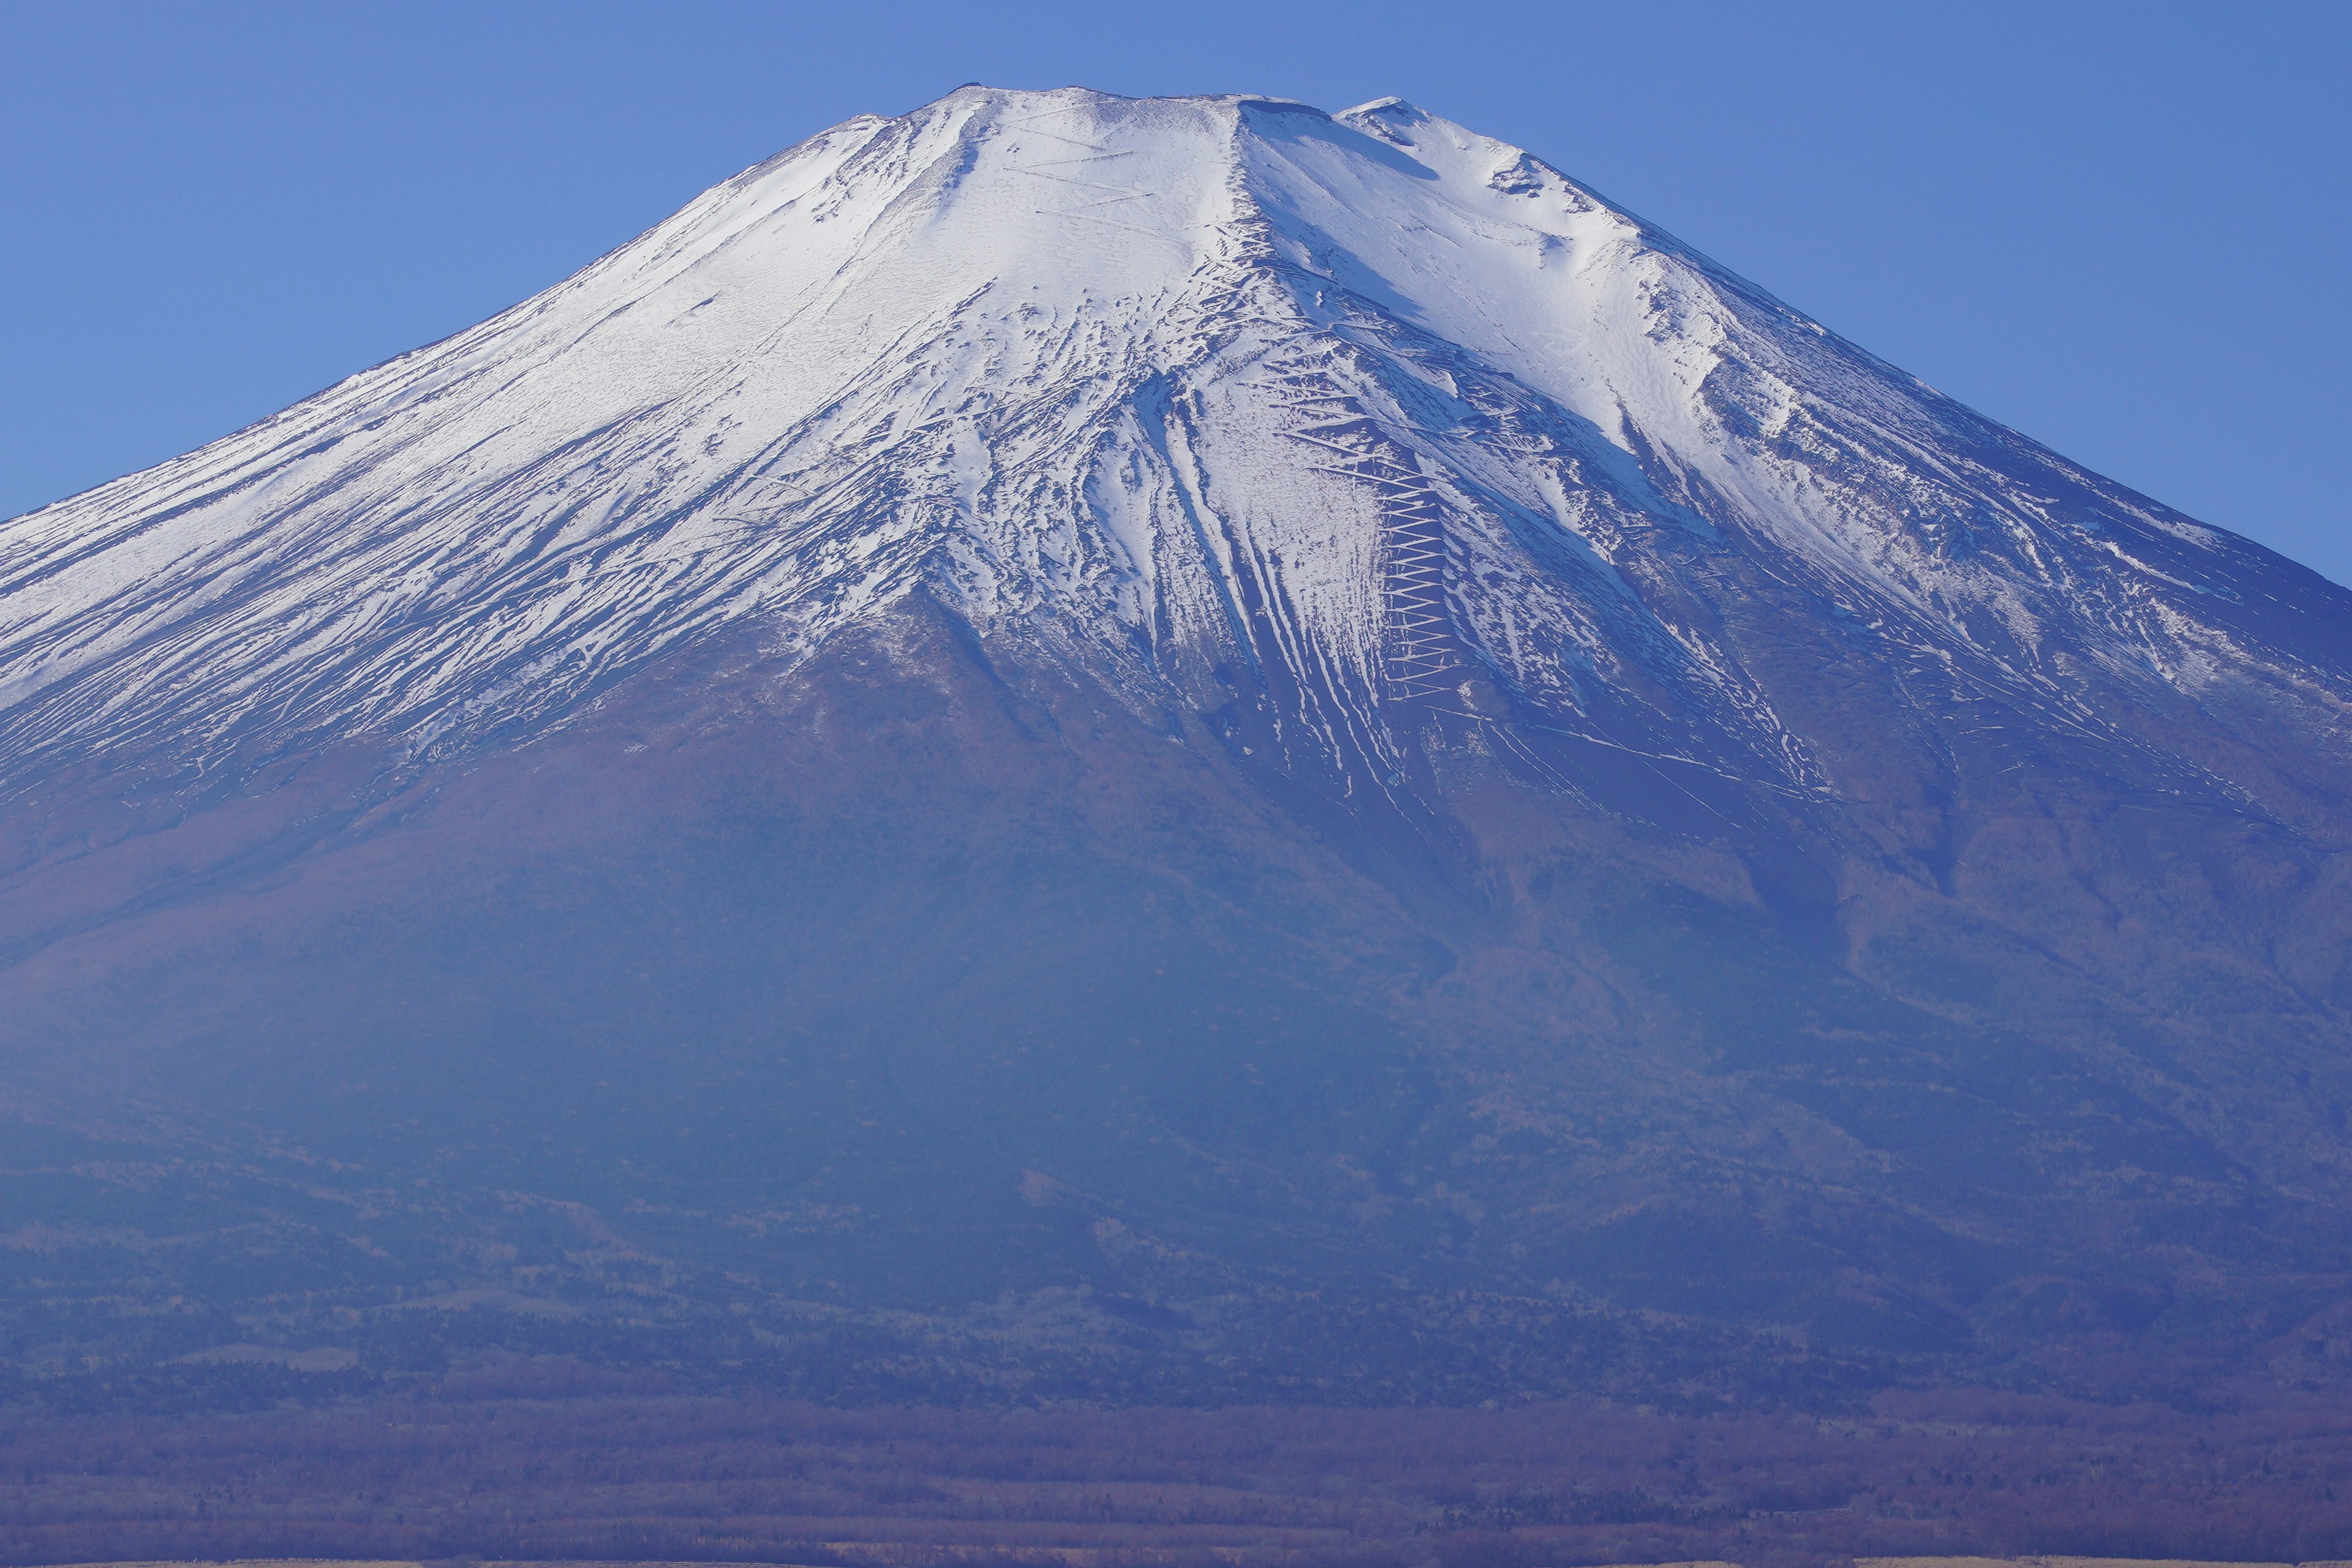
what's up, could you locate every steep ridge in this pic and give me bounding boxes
[10,88,2344,799]
[4,88,2351,1406]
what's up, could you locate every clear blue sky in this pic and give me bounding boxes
[4,1,2347,579]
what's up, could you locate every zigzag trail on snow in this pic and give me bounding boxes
[1,86,2346,815]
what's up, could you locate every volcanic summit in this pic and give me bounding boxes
[5,86,2351,1402]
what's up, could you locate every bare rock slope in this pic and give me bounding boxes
[5,88,2351,1404]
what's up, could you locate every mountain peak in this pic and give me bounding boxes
[6,85,2352,1409]
[0,86,2337,805]
[1335,94,1427,126]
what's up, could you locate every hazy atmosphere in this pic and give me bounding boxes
[6,6,2352,1567]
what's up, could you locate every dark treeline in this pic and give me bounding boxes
[6,1366,2352,1567]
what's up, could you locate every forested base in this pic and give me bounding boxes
[5,1375,2352,1568]
[12,614,2352,1424]
[0,1282,1917,1420]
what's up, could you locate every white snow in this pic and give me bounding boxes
[0,86,2321,791]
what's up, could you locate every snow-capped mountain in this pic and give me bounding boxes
[6,88,2342,799]
[4,88,2351,1404]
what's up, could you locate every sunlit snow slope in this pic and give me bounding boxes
[6,87,2342,798]
[7,88,2352,1403]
